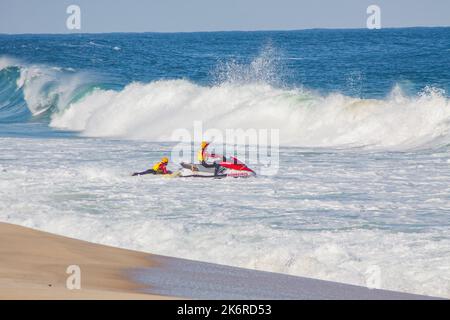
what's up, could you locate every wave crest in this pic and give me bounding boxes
[50,79,450,150]
[0,57,98,120]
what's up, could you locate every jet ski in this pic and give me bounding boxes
[178,156,256,178]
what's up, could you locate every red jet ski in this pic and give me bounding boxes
[179,155,256,178]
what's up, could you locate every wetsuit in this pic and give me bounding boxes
[198,147,222,176]
[132,161,170,176]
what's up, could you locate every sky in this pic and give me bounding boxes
[0,0,449,34]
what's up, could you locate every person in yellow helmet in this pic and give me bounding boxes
[198,141,222,176]
[197,141,210,163]
[132,156,171,176]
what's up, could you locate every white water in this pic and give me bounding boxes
[1,137,450,298]
[48,79,450,150]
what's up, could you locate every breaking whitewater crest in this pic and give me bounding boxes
[2,54,450,151]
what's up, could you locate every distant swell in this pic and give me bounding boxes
[2,56,450,150]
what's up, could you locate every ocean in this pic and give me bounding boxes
[1,28,450,298]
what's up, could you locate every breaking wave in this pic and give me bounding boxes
[0,56,99,122]
[1,55,450,150]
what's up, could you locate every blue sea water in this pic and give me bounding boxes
[1,28,450,298]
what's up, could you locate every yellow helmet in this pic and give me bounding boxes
[161,157,169,163]
[201,141,209,149]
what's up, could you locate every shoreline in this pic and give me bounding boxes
[0,222,440,300]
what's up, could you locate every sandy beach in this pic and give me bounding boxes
[0,222,169,299]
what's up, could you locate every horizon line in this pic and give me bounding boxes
[1,25,450,36]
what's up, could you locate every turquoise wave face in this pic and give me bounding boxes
[0,66,30,123]
[0,60,107,125]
